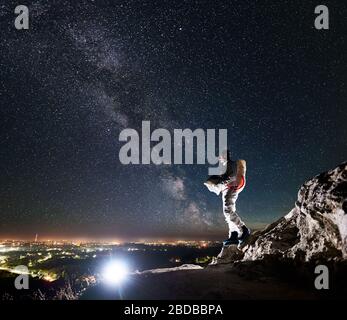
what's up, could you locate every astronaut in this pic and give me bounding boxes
[204,150,250,246]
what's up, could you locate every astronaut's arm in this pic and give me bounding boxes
[236,159,246,185]
[204,175,224,196]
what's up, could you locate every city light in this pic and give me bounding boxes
[102,260,129,285]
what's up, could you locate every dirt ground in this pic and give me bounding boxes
[82,263,328,300]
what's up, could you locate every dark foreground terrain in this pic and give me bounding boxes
[82,260,347,300]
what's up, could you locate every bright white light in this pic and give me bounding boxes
[102,260,129,285]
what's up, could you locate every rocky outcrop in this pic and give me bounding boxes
[215,162,347,264]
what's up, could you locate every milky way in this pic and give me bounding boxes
[0,0,346,240]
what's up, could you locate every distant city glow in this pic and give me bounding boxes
[102,260,129,285]
[0,246,19,253]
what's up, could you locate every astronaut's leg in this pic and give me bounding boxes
[222,189,245,238]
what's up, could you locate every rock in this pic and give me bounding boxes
[241,162,347,262]
[137,264,203,274]
[209,245,244,265]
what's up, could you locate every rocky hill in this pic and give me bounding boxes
[215,162,347,265]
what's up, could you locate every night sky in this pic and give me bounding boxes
[0,0,346,240]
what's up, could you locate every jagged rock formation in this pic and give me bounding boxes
[215,162,347,264]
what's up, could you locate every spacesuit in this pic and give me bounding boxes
[204,154,249,245]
